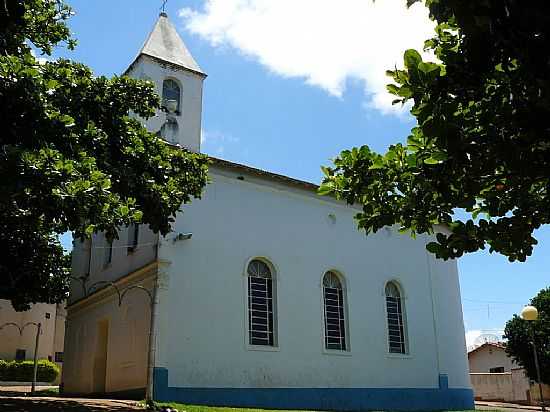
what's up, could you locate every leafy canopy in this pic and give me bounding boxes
[504,288,550,384]
[0,0,208,310]
[320,0,550,262]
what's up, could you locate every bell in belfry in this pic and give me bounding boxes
[159,99,179,144]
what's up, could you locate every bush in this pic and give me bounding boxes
[0,359,59,382]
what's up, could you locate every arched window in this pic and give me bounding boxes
[385,281,407,354]
[247,259,275,346]
[323,271,347,351]
[162,79,181,113]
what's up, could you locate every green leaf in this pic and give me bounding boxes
[46,79,59,89]
[387,84,400,95]
[132,210,143,221]
[423,157,440,165]
[369,158,385,170]
[418,62,440,75]
[404,49,422,70]
[320,166,332,177]
[317,184,333,196]
[397,86,413,98]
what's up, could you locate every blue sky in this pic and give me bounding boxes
[56,0,548,346]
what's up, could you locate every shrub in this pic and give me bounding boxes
[0,360,9,381]
[0,359,60,382]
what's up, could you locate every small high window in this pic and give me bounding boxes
[323,271,347,351]
[247,259,275,346]
[127,224,139,254]
[104,239,113,265]
[385,281,407,354]
[162,79,181,113]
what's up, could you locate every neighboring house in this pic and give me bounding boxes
[61,12,474,411]
[468,342,518,373]
[468,342,550,405]
[0,300,66,379]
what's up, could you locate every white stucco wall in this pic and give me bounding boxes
[469,369,540,403]
[127,55,204,152]
[470,373,515,401]
[154,166,470,390]
[511,368,530,402]
[428,248,471,388]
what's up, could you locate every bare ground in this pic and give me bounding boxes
[0,394,142,412]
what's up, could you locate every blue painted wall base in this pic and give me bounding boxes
[153,368,474,411]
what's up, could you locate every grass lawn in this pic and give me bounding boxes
[147,401,481,412]
[33,387,60,396]
[147,402,306,412]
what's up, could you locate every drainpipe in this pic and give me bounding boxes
[425,234,442,380]
[145,237,160,402]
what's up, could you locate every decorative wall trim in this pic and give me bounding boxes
[67,261,158,315]
[153,368,474,411]
[125,54,207,79]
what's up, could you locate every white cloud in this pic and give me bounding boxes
[465,329,505,350]
[179,0,435,116]
[465,330,483,349]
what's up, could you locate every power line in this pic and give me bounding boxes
[462,298,525,305]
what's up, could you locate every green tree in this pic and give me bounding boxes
[320,0,550,262]
[504,288,550,384]
[0,0,208,310]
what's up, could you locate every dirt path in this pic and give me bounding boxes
[0,395,143,412]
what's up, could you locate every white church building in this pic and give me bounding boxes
[62,13,474,411]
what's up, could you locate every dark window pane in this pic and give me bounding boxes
[385,289,406,354]
[248,274,275,347]
[323,275,346,351]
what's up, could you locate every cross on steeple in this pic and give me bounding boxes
[161,0,168,14]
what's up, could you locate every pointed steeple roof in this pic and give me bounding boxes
[131,12,205,76]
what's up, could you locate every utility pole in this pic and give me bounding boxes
[521,305,546,412]
[529,326,546,412]
[31,322,42,394]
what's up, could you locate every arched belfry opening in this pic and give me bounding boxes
[162,79,181,114]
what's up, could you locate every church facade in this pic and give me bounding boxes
[62,13,474,411]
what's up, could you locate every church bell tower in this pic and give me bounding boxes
[125,12,206,152]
